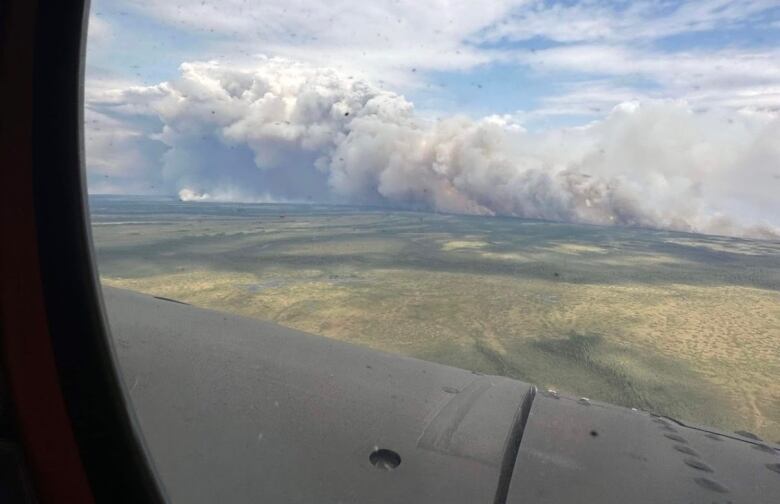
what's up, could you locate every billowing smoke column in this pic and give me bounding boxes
[86,57,780,239]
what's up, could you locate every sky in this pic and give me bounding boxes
[85,0,780,238]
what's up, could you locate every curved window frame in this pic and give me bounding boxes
[0,0,167,501]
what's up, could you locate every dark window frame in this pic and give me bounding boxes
[0,0,167,501]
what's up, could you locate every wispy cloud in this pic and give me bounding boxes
[98,0,524,87]
[515,44,780,115]
[88,0,780,119]
[476,0,780,44]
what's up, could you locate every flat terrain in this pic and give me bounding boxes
[91,195,780,441]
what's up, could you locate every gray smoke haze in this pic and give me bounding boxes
[86,58,780,238]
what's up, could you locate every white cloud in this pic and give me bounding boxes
[88,0,780,121]
[86,58,780,239]
[87,14,112,46]
[519,45,780,114]
[521,82,655,120]
[524,45,780,84]
[84,105,168,194]
[112,0,526,87]
[477,0,780,44]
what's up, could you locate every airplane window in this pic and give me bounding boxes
[84,0,780,489]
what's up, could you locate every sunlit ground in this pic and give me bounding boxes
[91,196,780,441]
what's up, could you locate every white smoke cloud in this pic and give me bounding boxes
[178,188,212,201]
[178,187,281,203]
[86,57,780,239]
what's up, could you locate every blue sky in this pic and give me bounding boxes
[87,0,780,128]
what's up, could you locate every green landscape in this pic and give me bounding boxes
[91,195,780,441]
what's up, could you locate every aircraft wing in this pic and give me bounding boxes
[104,286,780,504]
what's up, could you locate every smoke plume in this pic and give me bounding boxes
[86,57,780,238]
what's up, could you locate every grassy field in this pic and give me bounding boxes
[91,195,780,441]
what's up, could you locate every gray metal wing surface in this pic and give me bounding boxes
[104,287,780,504]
